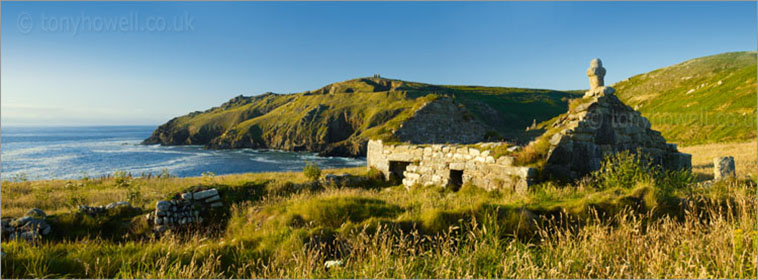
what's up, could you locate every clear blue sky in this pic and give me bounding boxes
[2,1,756,126]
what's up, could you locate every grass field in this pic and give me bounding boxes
[1,147,756,278]
[680,141,757,180]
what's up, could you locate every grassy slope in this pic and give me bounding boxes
[613,51,757,146]
[145,77,579,155]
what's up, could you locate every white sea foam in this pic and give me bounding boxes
[1,127,369,180]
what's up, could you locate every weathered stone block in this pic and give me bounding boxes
[193,189,219,200]
[205,195,221,203]
[714,156,736,181]
[449,162,464,170]
[156,201,171,212]
[496,156,514,166]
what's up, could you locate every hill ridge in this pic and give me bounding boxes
[144,51,757,156]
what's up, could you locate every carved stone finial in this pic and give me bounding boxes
[586,58,606,90]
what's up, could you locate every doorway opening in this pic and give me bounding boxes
[449,169,463,191]
[389,161,411,183]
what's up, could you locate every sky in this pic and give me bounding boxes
[1,1,756,126]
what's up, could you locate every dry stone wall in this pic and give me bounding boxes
[367,140,535,193]
[78,201,134,216]
[146,188,223,233]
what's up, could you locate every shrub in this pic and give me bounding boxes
[366,167,384,181]
[513,138,550,166]
[592,150,653,190]
[654,169,695,198]
[126,185,142,205]
[303,161,321,181]
[113,170,131,188]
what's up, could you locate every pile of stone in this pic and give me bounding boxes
[78,201,132,216]
[147,188,223,233]
[1,209,52,242]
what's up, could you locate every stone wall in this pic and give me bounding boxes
[146,188,223,233]
[78,201,134,216]
[393,97,489,144]
[367,140,535,193]
[543,87,691,180]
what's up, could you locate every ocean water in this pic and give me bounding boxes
[0,126,366,181]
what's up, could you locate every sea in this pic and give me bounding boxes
[0,126,366,181]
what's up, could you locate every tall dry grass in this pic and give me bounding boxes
[0,167,366,217]
[2,180,755,278]
[680,140,757,180]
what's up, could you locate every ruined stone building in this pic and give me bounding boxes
[367,59,692,192]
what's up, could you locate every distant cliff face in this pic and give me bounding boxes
[143,77,578,157]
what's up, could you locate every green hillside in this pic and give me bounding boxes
[145,52,757,156]
[144,77,577,156]
[613,51,757,146]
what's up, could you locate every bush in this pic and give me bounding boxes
[366,167,384,181]
[113,170,131,188]
[513,138,551,167]
[303,161,321,181]
[593,150,654,190]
